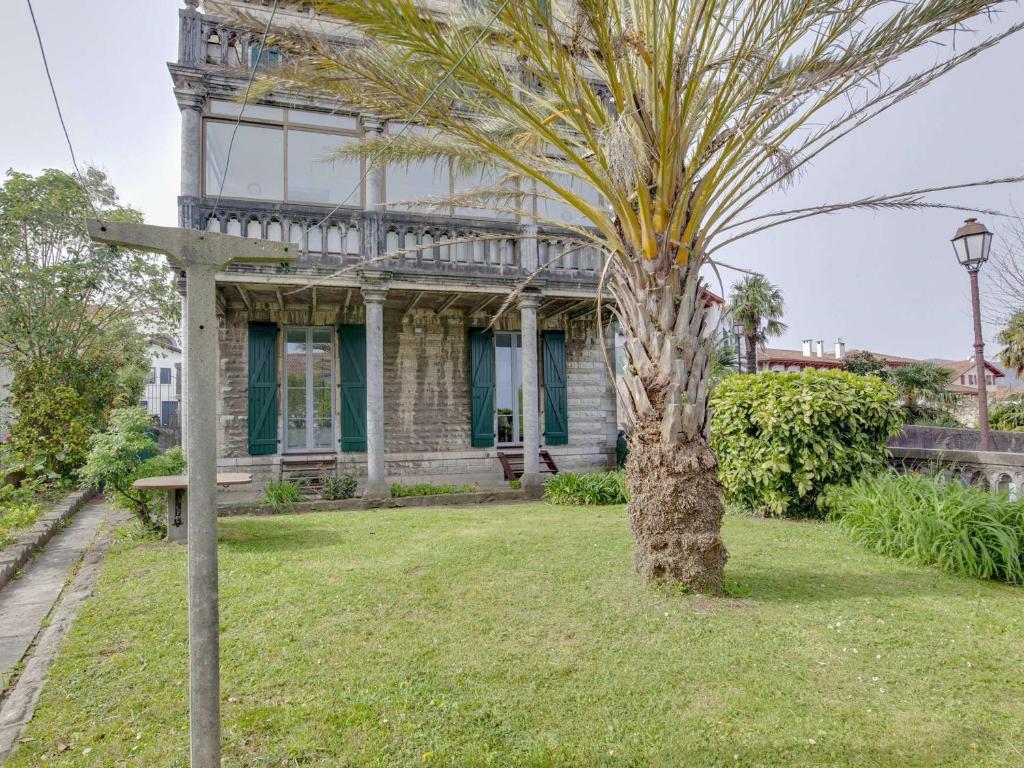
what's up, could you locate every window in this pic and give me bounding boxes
[204,107,362,206]
[968,374,977,385]
[160,367,172,385]
[495,332,523,444]
[146,368,156,384]
[385,124,450,211]
[139,400,148,411]
[453,166,516,220]
[536,172,602,226]
[205,122,284,201]
[287,130,360,204]
[284,327,335,451]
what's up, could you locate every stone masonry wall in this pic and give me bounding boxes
[215,303,617,490]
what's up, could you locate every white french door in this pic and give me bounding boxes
[495,331,523,445]
[284,327,335,451]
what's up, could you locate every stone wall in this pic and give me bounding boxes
[214,304,617,490]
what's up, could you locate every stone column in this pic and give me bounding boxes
[520,292,543,491]
[176,88,205,203]
[362,283,390,497]
[361,115,385,210]
[520,224,539,272]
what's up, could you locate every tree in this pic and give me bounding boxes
[886,363,955,423]
[842,351,889,378]
[0,168,177,480]
[996,311,1024,376]
[220,0,1022,591]
[728,275,786,374]
[0,168,178,366]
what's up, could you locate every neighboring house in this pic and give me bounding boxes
[170,2,619,489]
[142,336,182,428]
[756,339,917,372]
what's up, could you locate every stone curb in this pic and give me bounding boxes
[0,487,95,592]
[218,488,541,518]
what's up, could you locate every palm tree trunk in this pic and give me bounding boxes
[744,333,758,374]
[617,267,728,593]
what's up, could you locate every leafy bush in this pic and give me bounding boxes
[824,472,1024,583]
[80,407,167,533]
[320,473,357,500]
[7,353,145,483]
[544,471,629,506]
[991,397,1024,432]
[711,370,904,518]
[263,480,304,512]
[0,483,43,549]
[389,482,476,498]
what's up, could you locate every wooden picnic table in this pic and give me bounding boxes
[133,473,252,542]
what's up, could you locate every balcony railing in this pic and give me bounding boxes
[194,200,605,283]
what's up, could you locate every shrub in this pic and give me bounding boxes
[0,483,43,549]
[80,407,166,533]
[263,480,304,513]
[544,471,629,506]
[991,397,1024,432]
[320,473,357,501]
[711,370,904,518]
[823,472,1024,583]
[389,482,476,498]
[7,353,145,483]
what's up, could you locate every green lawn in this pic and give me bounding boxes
[9,504,1024,767]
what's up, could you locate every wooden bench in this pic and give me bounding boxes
[496,450,559,482]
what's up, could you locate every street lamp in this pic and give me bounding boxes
[950,217,994,451]
[733,320,744,373]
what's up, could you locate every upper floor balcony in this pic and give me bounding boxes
[174,2,606,291]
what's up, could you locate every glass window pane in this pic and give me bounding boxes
[537,172,601,227]
[496,333,514,444]
[209,99,283,121]
[453,166,516,220]
[288,109,358,130]
[205,121,283,200]
[386,125,449,211]
[287,130,360,204]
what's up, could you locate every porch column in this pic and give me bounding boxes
[361,116,385,210]
[520,292,543,491]
[362,284,389,497]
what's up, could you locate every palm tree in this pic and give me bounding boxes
[728,276,786,374]
[220,0,1023,592]
[886,363,955,423]
[997,311,1024,376]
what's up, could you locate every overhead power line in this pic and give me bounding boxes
[25,0,97,214]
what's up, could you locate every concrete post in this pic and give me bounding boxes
[361,116,385,210]
[520,292,543,491]
[185,263,221,768]
[362,284,390,497]
[85,220,295,768]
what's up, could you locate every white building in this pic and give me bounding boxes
[142,337,182,427]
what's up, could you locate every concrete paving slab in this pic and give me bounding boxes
[0,502,108,688]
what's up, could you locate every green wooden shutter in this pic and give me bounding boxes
[247,322,279,455]
[542,331,568,445]
[469,329,495,447]
[339,324,367,452]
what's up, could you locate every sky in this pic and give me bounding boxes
[2,1,1023,362]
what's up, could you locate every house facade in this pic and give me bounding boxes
[171,1,618,492]
[142,337,183,428]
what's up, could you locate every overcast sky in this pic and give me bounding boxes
[3,1,1023,361]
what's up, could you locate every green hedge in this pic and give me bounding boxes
[710,370,904,517]
[824,472,1024,583]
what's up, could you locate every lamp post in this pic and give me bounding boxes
[733,321,744,373]
[950,217,994,451]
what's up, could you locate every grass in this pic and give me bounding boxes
[389,482,477,497]
[7,505,1024,767]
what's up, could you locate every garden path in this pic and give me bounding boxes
[0,501,121,762]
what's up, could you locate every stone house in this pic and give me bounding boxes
[171,1,619,493]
